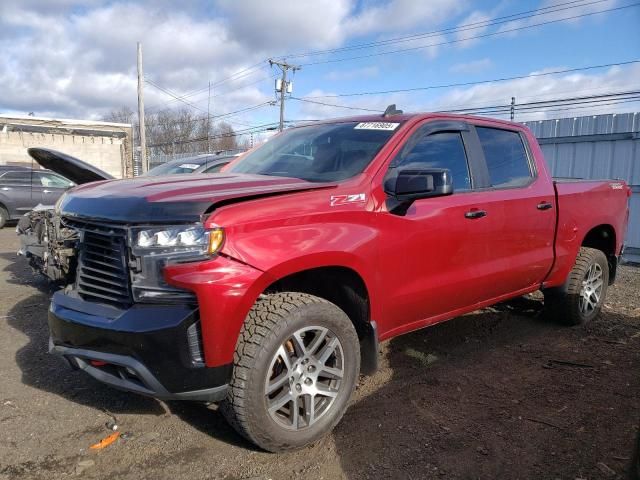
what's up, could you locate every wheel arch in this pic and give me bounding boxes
[263,264,379,375]
[581,224,617,284]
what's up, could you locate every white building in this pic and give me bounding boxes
[0,115,133,178]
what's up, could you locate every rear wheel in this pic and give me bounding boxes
[544,247,609,325]
[0,206,8,229]
[221,292,360,452]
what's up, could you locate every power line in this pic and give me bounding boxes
[144,62,272,112]
[279,0,607,59]
[423,84,640,112]
[291,97,382,113]
[147,94,640,149]
[302,60,640,98]
[439,90,640,114]
[145,79,208,113]
[139,2,637,120]
[514,98,640,117]
[135,101,276,128]
[291,90,640,119]
[298,3,639,67]
[147,122,279,148]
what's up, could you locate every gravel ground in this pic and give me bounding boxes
[1,226,639,480]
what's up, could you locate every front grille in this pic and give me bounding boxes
[64,218,132,307]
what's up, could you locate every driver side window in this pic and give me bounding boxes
[390,131,471,191]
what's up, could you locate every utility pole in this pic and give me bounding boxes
[207,80,212,153]
[136,42,148,174]
[269,59,300,132]
[510,96,516,121]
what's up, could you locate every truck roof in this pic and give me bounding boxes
[301,112,526,130]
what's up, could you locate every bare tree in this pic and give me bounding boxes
[102,106,135,125]
[146,108,239,155]
[211,122,238,151]
[105,106,240,158]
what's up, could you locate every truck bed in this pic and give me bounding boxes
[544,178,630,287]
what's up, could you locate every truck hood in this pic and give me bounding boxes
[27,147,114,184]
[58,173,333,223]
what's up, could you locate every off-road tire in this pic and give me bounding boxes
[0,206,8,229]
[220,292,360,452]
[544,247,609,325]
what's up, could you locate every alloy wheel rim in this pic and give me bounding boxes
[579,263,604,315]
[265,326,344,431]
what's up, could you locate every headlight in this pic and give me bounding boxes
[134,225,224,255]
[129,224,225,303]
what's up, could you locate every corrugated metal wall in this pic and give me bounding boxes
[523,112,640,262]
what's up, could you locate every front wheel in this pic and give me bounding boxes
[544,247,609,325]
[220,292,360,452]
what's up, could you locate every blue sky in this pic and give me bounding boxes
[1,0,638,135]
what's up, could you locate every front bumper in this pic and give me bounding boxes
[48,291,231,402]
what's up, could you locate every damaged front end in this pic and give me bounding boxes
[17,206,79,283]
[16,148,114,284]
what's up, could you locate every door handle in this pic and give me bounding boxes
[537,201,553,210]
[465,209,487,219]
[43,189,53,194]
[1,187,10,191]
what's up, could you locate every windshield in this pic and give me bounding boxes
[228,121,402,182]
[146,160,203,176]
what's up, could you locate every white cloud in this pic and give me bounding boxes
[2,0,627,127]
[343,0,466,37]
[0,0,470,121]
[216,0,352,51]
[496,0,618,37]
[0,2,272,119]
[430,64,640,120]
[449,58,494,74]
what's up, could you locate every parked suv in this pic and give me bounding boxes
[0,168,75,227]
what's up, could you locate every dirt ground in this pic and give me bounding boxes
[1,226,639,480]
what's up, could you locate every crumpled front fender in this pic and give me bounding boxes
[163,255,275,367]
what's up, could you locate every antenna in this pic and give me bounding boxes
[383,104,403,117]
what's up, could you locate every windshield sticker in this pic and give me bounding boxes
[354,122,400,131]
[179,163,200,170]
[330,193,366,207]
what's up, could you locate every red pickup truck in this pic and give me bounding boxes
[20,111,630,452]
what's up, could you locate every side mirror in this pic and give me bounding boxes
[385,168,453,215]
[387,168,453,201]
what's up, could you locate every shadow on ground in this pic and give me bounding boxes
[333,298,640,479]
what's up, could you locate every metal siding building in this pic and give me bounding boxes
[524,113,640,263]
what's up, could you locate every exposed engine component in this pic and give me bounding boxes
[17,207,79,284]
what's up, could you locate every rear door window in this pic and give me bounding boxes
[0,171,33,185]
[476,127,532,188]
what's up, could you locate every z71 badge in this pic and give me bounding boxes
[330,193,366,206]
